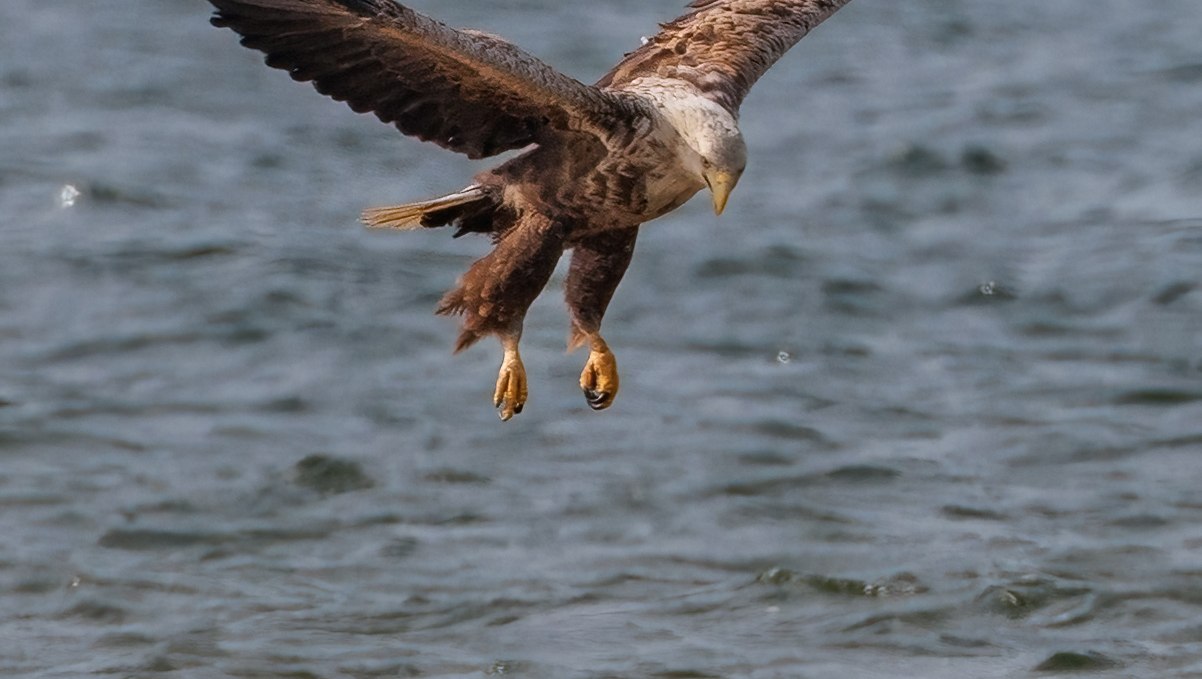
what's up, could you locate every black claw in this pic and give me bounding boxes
[584,389,610,410]
[514,403,523,414]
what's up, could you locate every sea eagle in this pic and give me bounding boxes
[208,0,851,420]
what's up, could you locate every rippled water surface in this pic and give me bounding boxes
[3,1,1202,676]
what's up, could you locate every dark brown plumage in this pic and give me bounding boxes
[207,0,852,420]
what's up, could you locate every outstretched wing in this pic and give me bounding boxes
[209,0,641,159]
[597,0,851,114]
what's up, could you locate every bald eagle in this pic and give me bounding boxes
[208,0,851,420]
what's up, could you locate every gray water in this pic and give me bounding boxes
[3,1,1202,676]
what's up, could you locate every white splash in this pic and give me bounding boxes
[777,351,791,364]
[58,184,81,209]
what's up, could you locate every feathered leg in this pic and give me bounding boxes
[437,213,567,420]
[565,226,639,411]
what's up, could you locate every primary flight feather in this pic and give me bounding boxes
[208,0,851,420]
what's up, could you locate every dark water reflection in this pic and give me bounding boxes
[2,1,1202,676]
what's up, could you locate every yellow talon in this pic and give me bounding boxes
[579,339,619,411]
[494,347,527,421]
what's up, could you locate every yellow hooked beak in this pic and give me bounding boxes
[705,169,739,216]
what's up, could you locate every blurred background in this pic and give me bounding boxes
[2,0,1201,676]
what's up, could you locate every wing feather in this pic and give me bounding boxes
[209,0,642,158]
[597,0,852,113]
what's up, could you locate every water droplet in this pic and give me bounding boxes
[979,281,996,296]
[777,351,791,364]
[69,575,82,589]
[58,184,81,209]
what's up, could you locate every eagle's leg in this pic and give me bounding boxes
[437,213,567,420]
[565,227,639,411]
[493,332,527,421]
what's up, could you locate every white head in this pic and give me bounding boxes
[632,78,749,215]
[673,96,747,215]
[695,124,747,215]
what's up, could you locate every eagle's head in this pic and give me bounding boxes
[649,82,748,215]
[678,100,746,216]
[699,130,746,216]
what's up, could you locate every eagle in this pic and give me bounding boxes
[208,0,851,420]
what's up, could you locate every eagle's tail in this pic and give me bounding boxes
[361,185,491,231]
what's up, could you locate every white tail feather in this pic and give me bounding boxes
[360,186,486,230]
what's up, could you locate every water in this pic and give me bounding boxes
[2,1,1202,676]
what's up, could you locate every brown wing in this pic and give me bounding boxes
[209,0,640,159]
[597,0,851,114]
